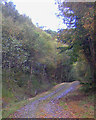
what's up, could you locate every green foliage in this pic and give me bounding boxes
[2,86,14,98]
[2,1,59,107]
[44,29,57,37]
[56,1,95,88]
[59,101,68,110]
[2,1,95,111]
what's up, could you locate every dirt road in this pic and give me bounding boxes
[9,81,80,118]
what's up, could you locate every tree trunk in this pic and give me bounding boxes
[89,37,95,84]
[8,61,11,88]
[28,63,33,89]
[42,64,47,82]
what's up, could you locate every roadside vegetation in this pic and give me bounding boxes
[58,85,95,118]
[1,0,95,118]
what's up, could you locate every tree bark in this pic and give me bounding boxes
[28,63,33,89]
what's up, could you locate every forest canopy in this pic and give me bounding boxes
[55,1,96,87]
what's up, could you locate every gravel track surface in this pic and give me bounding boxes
[10,81,80,118]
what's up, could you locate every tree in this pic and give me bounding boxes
[56,1,95,87]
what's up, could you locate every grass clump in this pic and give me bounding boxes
[59,101,68,110]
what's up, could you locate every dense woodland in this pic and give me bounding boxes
[1,1,96,105]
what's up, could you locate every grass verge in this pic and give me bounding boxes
[2,81,65,118]
[58,85,95,118]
